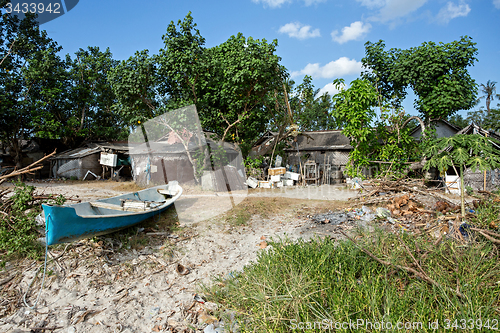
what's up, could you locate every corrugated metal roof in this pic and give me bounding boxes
[51,147,101,160]
[284,130,352,151]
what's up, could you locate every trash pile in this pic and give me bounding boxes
[310,178,500,244]
[246,167,300,189]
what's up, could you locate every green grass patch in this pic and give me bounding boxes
[203,230,500,332]
[470,195,500,230]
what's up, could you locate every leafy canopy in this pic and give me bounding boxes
[362,36,478,123]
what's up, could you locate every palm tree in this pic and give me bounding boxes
[478,80,499,115]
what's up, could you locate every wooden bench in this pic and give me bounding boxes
[90,201,150,212]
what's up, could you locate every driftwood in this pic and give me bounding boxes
[0,150,56,185]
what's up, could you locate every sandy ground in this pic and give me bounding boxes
[0,181,360,333]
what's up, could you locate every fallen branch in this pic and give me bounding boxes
[0,150,56,184]
[470,228,500,244]
[339,230,464,298]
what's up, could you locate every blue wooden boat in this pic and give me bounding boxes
[42,183,182,245]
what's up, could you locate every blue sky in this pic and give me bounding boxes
[38,0,500,118]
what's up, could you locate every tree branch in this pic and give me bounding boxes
[339,230,464,298]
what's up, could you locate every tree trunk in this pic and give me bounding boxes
[10,138,22,169]
[460,164,465,218]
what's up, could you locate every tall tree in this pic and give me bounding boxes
[108,49,163,125]
[205,33,284,143]
[67,47,124,141]
[478,80,498,115]
[0,7,62,167]
[331,78,378,176]
[289,76,337,131]
[157,12,207,109]
[363,36,478,126]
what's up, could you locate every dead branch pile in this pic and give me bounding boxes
[356,178,456,206]
[352,178,500,244]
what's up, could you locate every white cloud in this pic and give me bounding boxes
[317,82,345,97]
[494,0,500,9]
[251,0,292,8]
[356,0,386,9]
[279,22,321,40]
[303,0,326,5]
[291,57,363,79]
[253,0,326,7]
[356,0,429,23]
[437,1,471,23]
[331,21,371,44]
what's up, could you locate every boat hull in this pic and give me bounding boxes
[42,184,182,245]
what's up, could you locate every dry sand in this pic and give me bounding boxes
[0,181,359,332]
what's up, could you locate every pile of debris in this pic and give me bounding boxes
[246,167,300,189]
[311,178,500,244]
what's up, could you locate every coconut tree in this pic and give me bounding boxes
[478,80,499,115]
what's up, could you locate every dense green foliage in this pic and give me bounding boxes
[288,76,337,131]
[362,36,478,124]
[1,6,127,163]
[0,8,61,166]
[0,182,65,258]
[204,232,500,332]
[332,78,418,178]
[111,13,290,147]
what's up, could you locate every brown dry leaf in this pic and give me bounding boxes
[152,325,162,332]
[167,319,181,328]
[260,235,266,240]
[259,241,268,249]
[489,220,499,229]
[198,311,218,324]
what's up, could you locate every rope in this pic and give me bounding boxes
[23,214,50,309]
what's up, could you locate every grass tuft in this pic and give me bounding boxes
[203,230,500,332]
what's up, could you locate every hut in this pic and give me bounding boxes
[129,135,245,189]
[284,130,352,184]
[49,147,102,179]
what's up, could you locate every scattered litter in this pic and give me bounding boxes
[176,263,190,275]
[35,213,45,226]
[194,294,205,303]
[246,177,258,189]
[204,323,224,333]
[346,177,363,189]
[148,306,160,320]
[376,207,391,218]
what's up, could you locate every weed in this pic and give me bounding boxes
[465,185,474,196]
[222,197,320,227]
[471,196,500,230]
[203,230,500,332]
